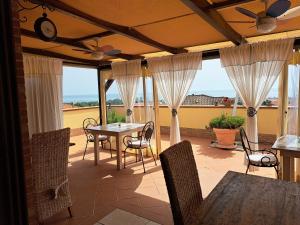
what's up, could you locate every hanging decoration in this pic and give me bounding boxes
[34,12,57,41]
[17,0,55,23]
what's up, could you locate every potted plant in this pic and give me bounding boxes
[209,114,245,149]
[222,97,232,107]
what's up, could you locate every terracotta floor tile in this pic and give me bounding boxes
[43,134,275,225]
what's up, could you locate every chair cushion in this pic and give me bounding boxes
[248,153,277,166]
[88,135,108,142]
[128,140,149,148]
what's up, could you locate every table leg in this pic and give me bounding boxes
[282,155,293,181]
[94,134,99,166]
[290,157,295,181]
[116,134,123,170]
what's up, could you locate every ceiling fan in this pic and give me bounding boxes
[72,39,121,60]
[227,0,300,34]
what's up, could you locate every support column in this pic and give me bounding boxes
[99,71,107,125]
[142,74,147,123]
[153,77,161,157]
[296,65,300,182]
[278,63,289,137]
[278,63,289,180]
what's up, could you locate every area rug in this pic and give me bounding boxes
[94,208,161,225]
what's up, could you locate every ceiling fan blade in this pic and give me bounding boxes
[99,45,114,52]
[236,7,258,19]
[82,42,95,51]
[104,49,121,56]
[277,5,300,20]
[227,20,255,24]
[267,0,291,17]
[72,48,93,53]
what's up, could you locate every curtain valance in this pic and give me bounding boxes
[23,54,62,77]
[111,59,142,78]
[147,52,202,73]
[220,39,294,67]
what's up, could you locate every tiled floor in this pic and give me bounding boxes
[43,134,276,225]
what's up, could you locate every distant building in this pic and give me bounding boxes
[183,94,234,105]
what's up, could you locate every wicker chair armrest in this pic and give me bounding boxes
[49,179,68,200]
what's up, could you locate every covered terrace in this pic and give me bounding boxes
[2,0,300,225]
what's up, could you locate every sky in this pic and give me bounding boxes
[63,58,279,98]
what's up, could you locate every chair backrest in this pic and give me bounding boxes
[31,128,71,221]
[140,121,154,141]
[160,140,203,225]
[239,127,252,158]
[83,117,98,138]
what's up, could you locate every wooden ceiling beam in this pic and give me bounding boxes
[207,0,254,10]
[20,29,143,60]
[22,47,110,66]
[34,0,187,54]
[73,31,114,42]
[181,0,246,45]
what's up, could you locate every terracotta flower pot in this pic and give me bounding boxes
[213,128,238,149]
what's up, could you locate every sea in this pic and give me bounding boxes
[63,89,278,103]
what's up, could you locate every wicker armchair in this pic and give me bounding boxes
[159,140,203,225]
[31,128,72,224]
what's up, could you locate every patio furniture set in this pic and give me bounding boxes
[83,118,157,172]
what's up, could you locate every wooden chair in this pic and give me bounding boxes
[240,127,279,178]
[160,140,203,225]
[82,118,112,160]
[123,121,157,173]
[31,128,72,224]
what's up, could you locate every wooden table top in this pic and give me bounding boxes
[86,123,145,134]
[196,171,300,225]
[272,135,300,152]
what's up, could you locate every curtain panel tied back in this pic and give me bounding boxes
[23,54,63,137]
[220,38,294,169]
[147,52,202,145]
[112,59,142,123]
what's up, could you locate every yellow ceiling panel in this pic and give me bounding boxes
[62,0,193,27]
[135,14,225,48]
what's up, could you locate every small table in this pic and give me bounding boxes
[86,123,145,170]
[196,171,300,225]
[272,135,300,181]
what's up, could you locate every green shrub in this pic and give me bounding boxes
[209,114,245,129]
[107,110,125,123]
[73,101,99,107]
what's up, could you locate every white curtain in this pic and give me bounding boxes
[220,39,294,147]
[112,59,141,123]
[23,54,63,137]
[147,52,202,145]
[288,52,300,181]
